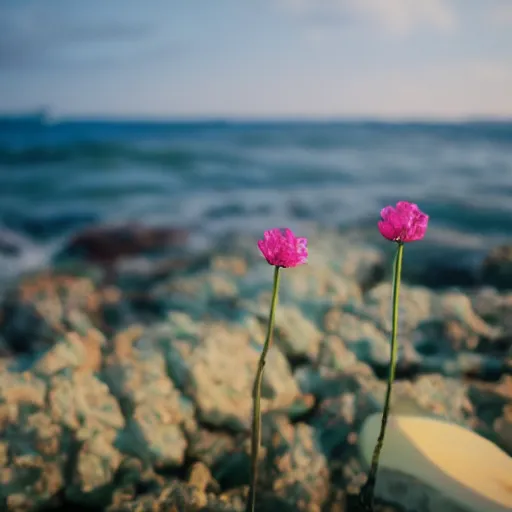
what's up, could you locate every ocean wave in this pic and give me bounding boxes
[2,121,511,167]
[0,142,200,168]
[0,120,511,283]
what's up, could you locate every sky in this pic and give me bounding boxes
[1,0,512,119]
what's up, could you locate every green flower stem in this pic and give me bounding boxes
[360,242,404,511]
[246,265,281,512]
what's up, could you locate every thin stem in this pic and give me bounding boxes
[246,265,281,512]
[359,242,404,511]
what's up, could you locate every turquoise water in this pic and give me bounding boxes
[0,118,511,278]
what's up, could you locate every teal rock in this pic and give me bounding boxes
[0,368,47,407]
[155,315,299,431]
[49,372,125,435]
[48,373,125,506]
[322,309,390,366]
[30,327,105,380]
[106,478,239,512]
[468,378,512,455]
[0,272,104,353]
[66,434,124,506]
[434,291,499,339]
[296,366,381,458]
[244,302,323,360]
[471,287,512,333]
[412,290,502,376]
[303,231,385,289]
[187,428,238,469]
[276,265,364,306]
[399,374,474,426]
[259,416,330,511]
[316,335,363,372]
[102,336,196,468]
[298,367,479,460]
[0,410,68,511]
[481,244,512,290]
[362,282,434,333]
[150,270,240,320]
[0,371,68,510]
[217,229,384,291]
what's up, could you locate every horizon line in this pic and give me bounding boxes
[1,109,512,125]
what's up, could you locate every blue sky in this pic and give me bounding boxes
[1,0,511,119]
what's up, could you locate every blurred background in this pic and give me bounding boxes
[1,4,512,511]
[1,0,511,281]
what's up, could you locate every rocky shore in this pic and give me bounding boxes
[0,226,510,512]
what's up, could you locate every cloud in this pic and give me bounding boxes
[487,1,512,27]
[279,0,457,35]
[0,2,153,70]
[336,58,512,118]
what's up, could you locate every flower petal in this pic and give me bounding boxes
[378,201,428,243]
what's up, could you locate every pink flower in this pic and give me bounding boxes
[258,228,308,268]
[378,201,429,243]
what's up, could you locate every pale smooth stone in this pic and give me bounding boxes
[359,414,512,512]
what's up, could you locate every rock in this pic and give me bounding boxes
[259,416,330,511]
[240,263,363,313]
[316,335,360,372]
[294,366,381,459]
[205,414,330,511]
[102,334,196,469]
[305,231,385,291]
[275,265,364,306]
[155,314,299,431]
[434,291,500,339]
[469,376,512,454]
[297,367,478,461]
[0,368,47,407]
[106,478,238,512]
[364,285,499,343]
[495,404,512,454]
[411,291,503,377]
[1,224,510,511]
[69,434,124,506]
[414,319,480,358]
[246,303,323,361]
[210,255,249,277]
[108,458,166,508]
[148,230,370,327]
[31,328,106,379]
[0,368,129,508]
[0,272,105,353]
[187,428,238,469]
[322,309,390,366]
[363,283,434,334]
[0,365,125,509]
[358,414,512,512]
[187,461,217,493]
[471,287,512,334]
[295,365,375,401]
[403,375,475,427]
[0,371,66,511]
[48,373,125,505]
[217,229,383,293]
[436,353,506,381]
[481,245,512,290]
[150,270,240,320]
[57,223,189,266]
